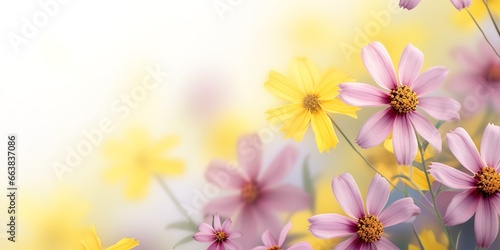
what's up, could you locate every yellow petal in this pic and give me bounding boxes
[125,128,149,149]
[265,103,303,125]
[105,238,140,250]
[310,111,338,152]
[280,109,311,141]
[103,165,130,183]
[124,169,150,199]
[401,166,434,191]
[320,99,359,119]
[152,136,180,154]
[153,158,184,175]
[81,226,102,250]
[103,140,130,159]
[290,57,320,93]
[264,71,304,101]
[315,68,354,100]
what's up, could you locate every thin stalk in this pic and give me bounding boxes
[467,8,500,57]
[412,224,425,250]
[483,0,500,37]
[155,175,197,228]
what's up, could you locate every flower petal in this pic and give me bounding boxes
[356,108,395,148]
[320,99,359,119]
[409,112,442,152]
[374,237,399,250]
[418,96,460,121]
[332,173,365,219]
[291,57,320,93]
[224,239,242,250]
[333,237,362,250]
[280,109,311,141]
[221,218,232,232]
[259,185,310,212]
[392,114,417,166]
[278,222,292,246]
[237,134,262,181]
[379,197,421,227]
[474,197,499,248]
[310,110,338,152]
[339,83,390,107]
[287,242,313,250]
[265,103,303,125]
[399,0,422,10]
[308,213,356,239]
[259,145,299,187]
[399,44,423,87]
[443,189,479,225]
[428,162,476,189]
[315,68,353,100]
[446,127,484,174]
[193,232,215,242]
[361,42,398,90]
[205,160,247,189]
[199,223,215,234]
[214,214,222,230]
[207,242,219,250]
[264,71,303,102]
[411,66,448,96]
[366,174,390,217]
[481,123,500,170]
[204,195,242,218]
[261,230,277,247]
[450,0,471,11]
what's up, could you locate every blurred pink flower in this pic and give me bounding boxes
[251,222,313,250]
[308,173,421,250]
[449,42,500,115]
[339,42,460,166]
[429,124,500,248]
[204,134,310,248]
[400,0,470,10]
[193,214,241,250]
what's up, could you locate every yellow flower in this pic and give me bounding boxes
[103,128,184,199]
[264,57,359,152]
[77,225,139,250]
[408,229,448,250]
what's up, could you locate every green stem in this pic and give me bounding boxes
[467,8,500,57]
[416,136,456,250]
[155,175,197,228]
[412,224,425,250]
[483,0,500,38]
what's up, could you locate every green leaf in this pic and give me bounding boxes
[166,221,197,232]
[302,156,315,212]
[173,234,194,249]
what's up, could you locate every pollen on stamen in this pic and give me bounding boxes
[390,86,419,114]
[215,231,228,242]
[474,166,500,196]
[356,215,384,243]
[302,94,321,113]
[266,246,282,250]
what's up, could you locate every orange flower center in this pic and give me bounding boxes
[215,231,228,242]
[303,94,321,113]
[356,215,384,243]
[474,166,500,196]
[487,63,500,82]
[390,86,418,114]
[266,246,282,250]
[241,182,259,204]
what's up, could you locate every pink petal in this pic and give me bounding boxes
[392,114,417,166]
[409,112,442,152]
[278,222,292,246]
[429,162,476,189]
[356,108,395,148]
[235,206,259,249]
[374,237,399,250]
[339,83,389,107]
[194,232,215,242]
[446,127,484,174]
[474,197,499,248]
[491,194,500,215]
[332,173,365,219]
[379,197,421,227]
[308,213,356,239]
[450,0,471,10]
[228,230,241,239]
[261,230,277,247]
[206,160,247,189]
[224,239,242,250]
[287,242,313,250]
[259,185,310,212]
[443,189,479,225]
[418,96,460,121]
[199,223,215,234]
[207,241,220,250]
[366,174,390,217]
[333,237,363,250]
[259,144,299,188]
[204,195,243,218]
[359,243,376,250]
[481,123,500,170]
[237,134,262,181]
[251,247,266,250]
[399,0,422,9]
[221,218,232,232]
[399,44,423,87]
[411,66,448,96]
[361,42,398,90]
[214,214,222,230]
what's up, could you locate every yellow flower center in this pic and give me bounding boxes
[356,215,384,243]
[302,94,321,113]
[474,167,500,196]
[389,86,418,114]
[135,153,150,168]
[215,231,228,242]
[241,182,259,204]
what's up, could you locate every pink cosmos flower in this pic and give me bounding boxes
[251,222,313,250]
[339,42,460,166]
[400,0,471,10]
[429,124,500,248]
[449,41,500,116]
[204,134,310,248]
[193,214,242,250]
[308,173,421,250]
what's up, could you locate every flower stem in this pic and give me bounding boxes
[416,136,456,250]
[483,0,500,38]
[467,8,500,57]
[155,175,198,228]
[412,224,425,250]
[329,117,404,193]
